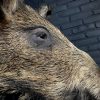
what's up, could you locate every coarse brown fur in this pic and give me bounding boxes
[0,0,100,100]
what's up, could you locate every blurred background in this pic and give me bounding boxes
[25,0,100,66]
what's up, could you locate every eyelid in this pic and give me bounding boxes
[32,28,48,35]
[22,26,49,33]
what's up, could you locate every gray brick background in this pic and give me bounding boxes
[25,0,100,66]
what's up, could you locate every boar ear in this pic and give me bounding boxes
[38,4,51,18]
[0,0,22,21]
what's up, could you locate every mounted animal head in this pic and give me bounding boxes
[0,0,100,100]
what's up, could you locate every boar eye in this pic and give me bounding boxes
[27,27,52,49]
[36,32,47,39]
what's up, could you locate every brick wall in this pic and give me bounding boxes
[25,0,100,66]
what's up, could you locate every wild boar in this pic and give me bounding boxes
[0,0,100,100]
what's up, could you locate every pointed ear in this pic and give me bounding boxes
[0,0,22,22]
[38,4,51,18]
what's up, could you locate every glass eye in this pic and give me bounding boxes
[36,32,47,39]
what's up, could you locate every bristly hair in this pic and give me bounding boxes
[0,0,24,15]
[0,0,24,22]
[0,0,18,14]
[64,89,97,100]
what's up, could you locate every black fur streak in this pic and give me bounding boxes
[0,8,5,21]
[0,89,97,100]
[64,89,97,100]
[0,92,46,100]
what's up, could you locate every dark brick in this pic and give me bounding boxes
[90,0,96,1]
[72,27,79,33]
[49,14,57,22]
[78,25,87,32]
[56,0,73,5]
[86,30,100,37]
[79,46,88,51]
[88,23,95,28]
[71,11,92,21]
[69,34,85,41]
[79,23,95,31]
[93,9,100,14]
[93,57,100,65]
[49,22,61,29]
[81,1,100,11]
[76,24,95,33]
[89,50,100,58]
[62,29,72,36]
[58,7,80,17]
[83,15,100,24]
[89,43,100,50]
[61,20,82,29]
[55,25,61,29]
[49,16,69,25]
[45,0,54,4]
[93,59,100,65]
[68,0,89,8]
[74,37,98,46]
[96,22,100,27]
[53,5,67,13]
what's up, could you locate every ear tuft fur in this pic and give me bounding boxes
[0,0,19,14]
[0,0,23,21]
[38,4,51,18]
